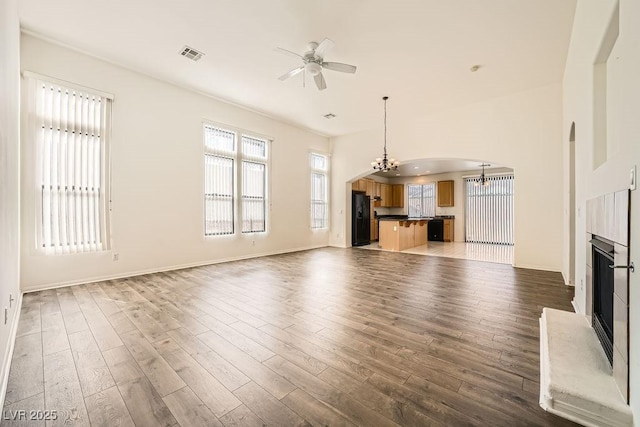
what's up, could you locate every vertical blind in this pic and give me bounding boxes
[204,126,236,235]
[204,125,269,236]
[241,136,267,233]
[32,78,111,253]
[310,153,329,229]
[464,175,514,245]
[407,183,435,217]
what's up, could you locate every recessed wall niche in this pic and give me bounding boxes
[593,1,619,170]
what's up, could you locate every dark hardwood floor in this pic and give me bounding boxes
[3,247,577,426]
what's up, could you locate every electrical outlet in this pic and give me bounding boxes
[112,253,119,261]
[580,279,584,290]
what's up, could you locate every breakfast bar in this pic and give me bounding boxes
[378,218,429,251]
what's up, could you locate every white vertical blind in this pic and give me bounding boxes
[204,125,236,235]
[241,136,267,233]
[464,175,514,245]
[310,153,329,229]
[32,78,111,254]
[204,126,270,236]
[407,183,435,217]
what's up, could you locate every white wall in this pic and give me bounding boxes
[20,34,330,291]
[562,0,640,421]
[0,0,21,407]
[330,84,564,272]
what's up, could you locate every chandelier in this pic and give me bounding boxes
[475,163,491,186]
[371,96,399,173]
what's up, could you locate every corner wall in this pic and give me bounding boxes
[562,0,640,421]
[330,84,564,272]
[20,34,330,291]
[0,0,22,407]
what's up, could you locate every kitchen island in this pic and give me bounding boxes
[378,218,429,251]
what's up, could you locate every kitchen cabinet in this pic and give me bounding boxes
[374,182,382,207]
[353,179,401,209]
[392,184,404,208]
[366,180,375,198]
[381,184,392,207]
[437,180,454,207]
[443,219,454,242]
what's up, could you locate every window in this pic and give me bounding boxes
[407,183,435,217]
[203,124,269,236]
[310,153,329,229]
[29,76,112,254]
[204,126,235,236]
[241,136,267,233]
[464,175,514,245]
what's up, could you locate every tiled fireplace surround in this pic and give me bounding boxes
[586,189,630,401]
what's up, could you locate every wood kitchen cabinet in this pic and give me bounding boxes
[371,219,379,241]
[353,179,402,209]
[437,180,454,207]
[374,182,382,207]
[380,184,391,207]
[392,184,404,208]
[443,219,454,242]
[366,180,375,198]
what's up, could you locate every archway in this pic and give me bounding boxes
[346,158,515,264]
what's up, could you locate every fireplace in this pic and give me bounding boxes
[584,189,630,402]
[590,236,614,365]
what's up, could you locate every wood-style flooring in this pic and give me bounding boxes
[3,247,577,426]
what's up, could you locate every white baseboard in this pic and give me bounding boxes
[21,244,329,293]
[513,263,562,273]
[571,297,585,315]
[0,292,23,415]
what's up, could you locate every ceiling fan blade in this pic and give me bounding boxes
[274,47,302,59]
[278,66,304,81]
[322,62,357,73]
[314,72,327,91]
[314,38,335,59]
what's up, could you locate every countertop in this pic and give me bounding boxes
[376,215,455,221]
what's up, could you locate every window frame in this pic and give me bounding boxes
[26,71,113,255]
[202,121,271,238]
[407,183,436,218]
[309,151,330,230]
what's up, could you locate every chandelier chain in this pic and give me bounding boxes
[371,96,398,173]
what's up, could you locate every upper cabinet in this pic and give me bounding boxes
[353,179,403,208]
[392,184,404,208]
[437,180,454,207]
[374,182,382,207]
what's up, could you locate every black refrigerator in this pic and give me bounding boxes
[352,192,371,246]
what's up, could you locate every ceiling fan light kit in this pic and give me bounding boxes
[371,96,399,173]
[275,38,357,91]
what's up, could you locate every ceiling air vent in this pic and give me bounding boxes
[179,46,204,62]
[323,113,336,119]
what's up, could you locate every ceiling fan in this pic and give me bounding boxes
[275,38,357,91]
